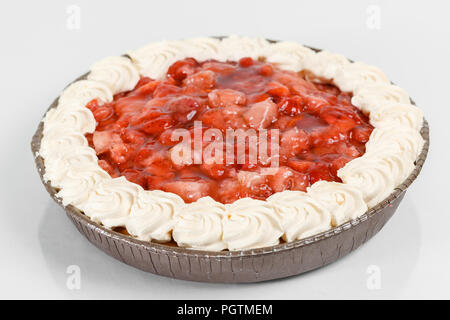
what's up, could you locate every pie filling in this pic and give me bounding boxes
[85,57,373,204]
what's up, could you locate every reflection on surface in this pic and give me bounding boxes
[38,198,421,299]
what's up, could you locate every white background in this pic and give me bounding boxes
[0,0,449,299]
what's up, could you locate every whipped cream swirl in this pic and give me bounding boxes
[268,191,331,242]
[88,56,140,94]
[333,62,389,92]
[308,181,367,226]
[223,198,283,250]
[219,35,271,61]
[83,177,140,228]
[352,83,410,114]
[43,102,96,134]
[365,126,424,162]
[58,79,113,107]
[126,190,184,242]
[265,41,314,72]
[172,197,226,251]
[303,50,350,81]
[369,102,424,131]
[337,156,396,208]
[56,167,110,209]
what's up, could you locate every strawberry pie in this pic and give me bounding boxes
[39,36,425,251]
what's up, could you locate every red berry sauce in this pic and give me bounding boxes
[85,57,373,203]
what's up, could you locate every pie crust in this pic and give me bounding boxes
[39,36,424,251]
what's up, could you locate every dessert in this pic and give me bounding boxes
[38,36,424,251]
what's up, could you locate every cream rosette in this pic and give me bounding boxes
[43,146,99,187]
[368,102,423,131]
[365,126,424,162]
[128,41,186,79]
[223,198,283,250]
[58,79,113,107]
[56,166,110,209]
[351,83,410,115]
[88,56,140,94]
[126,190,184,242]
[303,50,350,81]
[172,197,226,251]
[40,128,88,160]
[182,37,223,61]
[83,177,140,228]
[219,35,271,61]
[308,181,367,226]
[43,102,96,134]
[364,148,415,186]
[267,191,331,242]
[333,62,389,93]
[337,156,396,208]
[265,41,314,72]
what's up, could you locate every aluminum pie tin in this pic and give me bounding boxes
[31,46,430,283]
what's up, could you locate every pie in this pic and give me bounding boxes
[38,36,425,251]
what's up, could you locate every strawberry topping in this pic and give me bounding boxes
[86,57,373,203]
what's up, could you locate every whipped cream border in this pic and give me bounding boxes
[40,36,424,251]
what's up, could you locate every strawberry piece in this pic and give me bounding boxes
[267,166,308,192]
[109,142,129,164]
[336,142,361,157]
[351,125,372,143]
[98,159,116,176]
[86,99,99,110]
[134,76,153,89]
[309,163,334,184]
[303,94,330,113]
[288,159,315,173]
[161,180,212,203]
[319,105,359,132]
[166,96,203,123]
[134,147,164,168]
[243,99,278,129]
[309,126,343,147]
[216,178,242,203]
[167,57,199,82]
[202,61,236,75]
[280,127,310,158]
[208,89,247,108]
[200,163,228,179]
[201,105,247,130]
[122,169,147,188]
[278,95,305,116]
[133,80,161,96]
[239,57,254,67]
[266,81,290,98]
[258,64,273,77]
[183,70,216,90]
[158,129,182,146]
[144,159,175,179]
[120,129,146,145]
[153,83,182,98]
[114,94,147,116]
[93,130,121,154]
[140,115,175,135]
[91,104,114,122]
[237,170,272,199]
